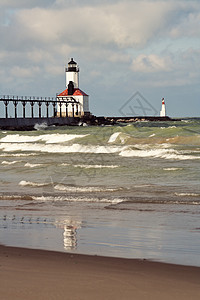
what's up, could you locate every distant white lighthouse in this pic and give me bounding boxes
[160,98,166,117]
[57,58,90,117]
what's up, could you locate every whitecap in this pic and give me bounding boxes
[108,132,128,144]
[108,132,121,143]
[24,163,43,168]
[19,180,50,187]
[74,164,119,169]
[0,133,89,144]
[34,123,48,130]
[119,148,200,160]
[0,142,125,154]
[163,167,183,171]
[54,184,119,193]
[33,195,123,204]
[175,193,200,197]
[0,153,38,157]
[1,160,21,165]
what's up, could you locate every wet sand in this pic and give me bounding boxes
[0,245,200,300]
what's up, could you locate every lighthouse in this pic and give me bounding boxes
[57,58,90,117]
[160,98,166,117]
[65,58,79,88]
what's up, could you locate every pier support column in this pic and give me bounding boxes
[22,101,27,118]
[38,102,42,118]
[76,104,79,116]
[4,100,9,118]
[53,102,56,117]
[46,102,49,118]
[31,102,34,118]
[13,101,18,118]
[59,102,62,117]
[65,104,68,117]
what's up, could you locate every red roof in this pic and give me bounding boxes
[57,88,88,97]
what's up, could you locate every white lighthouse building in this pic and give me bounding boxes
[160,98,166,117]
[57,58,90,117]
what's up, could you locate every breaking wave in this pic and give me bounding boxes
[19,180,51,187]
[119,148,200,160]
[0,133,89,144]
[1,160,21,165]
[18,181,121,193]
[24,163,44,168]
[73,164,119,169]
[0,142,125,154]
[32,195,123,204]
[175,193,200,197]
[54,184,120,193]
[163,167,183,171]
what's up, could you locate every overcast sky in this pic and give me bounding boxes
[0,0,200,117]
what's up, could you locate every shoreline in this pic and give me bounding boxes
[0,245,200,299]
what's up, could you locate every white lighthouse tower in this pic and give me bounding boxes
[57,58,90,117]
[160,98,166,117]
[65,58,79,88]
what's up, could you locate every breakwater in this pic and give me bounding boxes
[0,115,175,130]
[0,95,175,130]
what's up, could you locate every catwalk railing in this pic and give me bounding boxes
[0,95,80,118]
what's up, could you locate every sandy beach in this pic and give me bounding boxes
[0,245,200,300]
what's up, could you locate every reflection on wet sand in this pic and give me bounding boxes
[55,219,82,250]
[0,214,82,252]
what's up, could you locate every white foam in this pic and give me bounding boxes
[0,142,125,154]
[108,132,121,143]
[119,148,200,160]
[1,160,21,165]
[34,123,48,130]
[74,164,119,169]
[163,168,183,171]
[0,153,38,157]
[54,184,119,193]
[0,133,89,144]
[175,193,200,197]
[19,180,50,187]
[33,195,123,204]
[24,163,43,168]
[108,132,128,144]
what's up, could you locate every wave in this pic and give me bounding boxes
[34,122,48,130]
[1,140,199,160]
[0,193,123,204]
[119,148,200,160]
[0,133,89,144]
[34,195,123,204]
[54,184,120,193]
[1,160,21,165]
[163,168,183,171]
[24,163,44,168]
[19,180,51,187]
[107,198,200,209]
[108,132,129,144]
[18,180,121,193]
[175,193,200,197]
[33,195,123,204]
[0,194,34,200]
[0,142,125,154]
[73,164,119,169]
[0,153,38,157]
